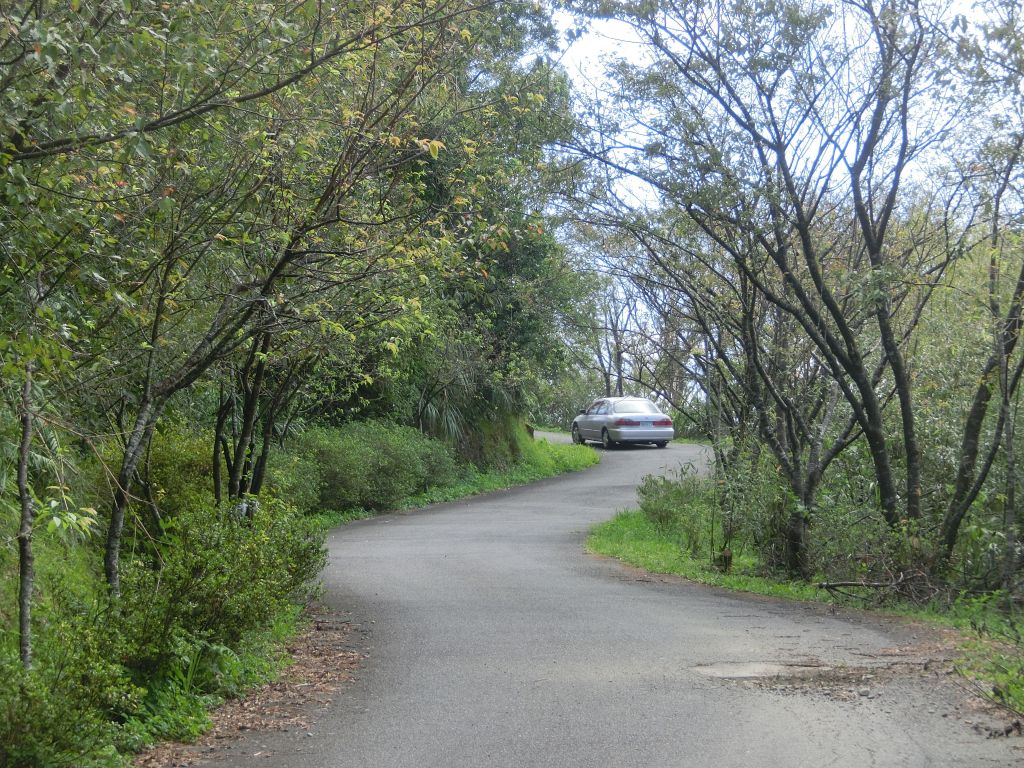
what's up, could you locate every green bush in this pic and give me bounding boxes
[265,449,322,516]
[275,417,587,519]
[637,470,717,557]
[953,595,1024,716]
[79,422,214,526]
[0,521,318,763]
[0,618,141,768]
[282,421,458,513]
[116,498,325,673]
[144,423,214,516]
[0,416,594,767]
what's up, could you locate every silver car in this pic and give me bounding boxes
[571,397,674,449]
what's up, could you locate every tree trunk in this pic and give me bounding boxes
[943,363,998,552]
[877,308,922,520]
[105,398,161,595]
[17,368,35,668]
[213,385,231,506]
[248,362,303,497]
[229,334,271,499]
[785,507,810,579]
[229,337,268,498]
[249,399,283,497]
[1003,407,1017,591]
[851,376,901,526]
[1003,349,1019,590]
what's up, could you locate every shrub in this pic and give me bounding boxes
[1,421,328,764]
[265,449,322,515]
[956,596,1024,716]
[116,498,326,675]
[281,421,458,513]
[0,619,141,768]
[636,470,717,557]
[144,423,214,515]
[80,422,214,524]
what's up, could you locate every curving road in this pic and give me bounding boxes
[207,436,1020,767]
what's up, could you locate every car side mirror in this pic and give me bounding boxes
[578,409,586,415]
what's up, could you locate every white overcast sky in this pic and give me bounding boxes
[551,11,643,93]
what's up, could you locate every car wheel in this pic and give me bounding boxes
[601,429,615,449]
[655,441,668,448]
[572,424,583,445]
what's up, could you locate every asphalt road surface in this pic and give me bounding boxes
[208,436,1021,767]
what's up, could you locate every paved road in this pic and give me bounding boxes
[210,437,1020,767]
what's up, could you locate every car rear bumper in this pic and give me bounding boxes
[607,426,674,443]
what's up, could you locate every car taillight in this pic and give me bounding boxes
[653,419,673,427]
[614,418,641,426]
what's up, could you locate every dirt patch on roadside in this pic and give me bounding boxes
[696,633,955,697]
[724,632,1023,740]
[133,606,364,768]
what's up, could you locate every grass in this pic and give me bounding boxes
[941,595,1024,716]
[530,424,570,434]
[587,511,821,601]
[312,507,377,528]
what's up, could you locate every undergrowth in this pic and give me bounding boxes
[587,511,821,602]
[314,434,598,524]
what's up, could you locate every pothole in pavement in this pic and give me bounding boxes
[692,658,932,703]
[693,661,830,679]
[696,659,1024,738]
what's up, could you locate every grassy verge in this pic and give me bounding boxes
[408,436,598,504]
[587,511,821,601]
[530,424,570,434]
[122,603,304,750]
[948,600,1024,716]
[587,509,1024,716]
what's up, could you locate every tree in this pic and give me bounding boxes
[2,0,567,594]
[567,0,991,569]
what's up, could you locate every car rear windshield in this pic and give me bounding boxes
[614,400,660,414]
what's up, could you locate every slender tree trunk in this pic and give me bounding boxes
[877,309,922,520]
[944,362,999,549]
[213,385,231,506]
[249,399,285,497]
[105,398,161,595]
[615,350,624,396]
[228,334,271,499]
[248,362,303,497]
[1004,415,1017,590]
[249,437,273,497]
[853,376,901,526]
[1004,357,1019,591]
[17,367,35,668]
